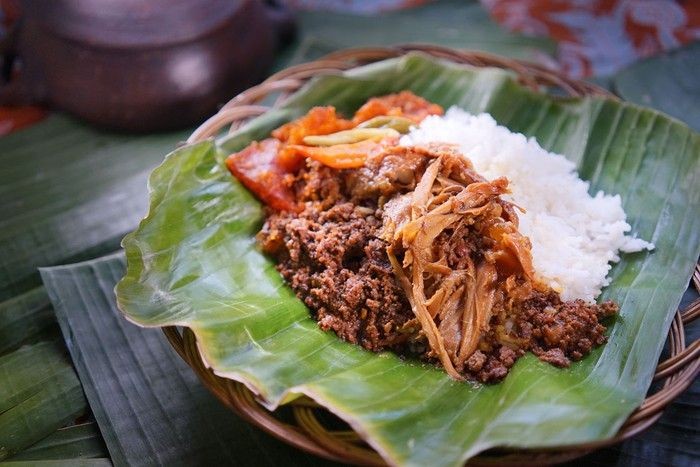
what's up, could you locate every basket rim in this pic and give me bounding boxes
[177,45,699,466]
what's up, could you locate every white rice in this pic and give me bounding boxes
[400,108,653,302]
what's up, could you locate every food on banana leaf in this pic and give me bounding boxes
[225,92,653,383]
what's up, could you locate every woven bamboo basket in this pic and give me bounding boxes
[163,45,700,466]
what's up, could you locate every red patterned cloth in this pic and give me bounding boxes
[482,0,700,77]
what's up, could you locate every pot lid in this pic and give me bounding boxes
[23,0,248,48]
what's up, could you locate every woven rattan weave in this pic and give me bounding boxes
[164,45,700,466]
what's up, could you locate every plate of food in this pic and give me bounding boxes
[116,47,700,466]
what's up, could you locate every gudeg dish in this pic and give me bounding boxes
[226,92,652,383]
[116,54,700,467]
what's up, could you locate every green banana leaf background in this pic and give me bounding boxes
[614,41,700,132]
[116,53,697,466]
[0,114,184,462]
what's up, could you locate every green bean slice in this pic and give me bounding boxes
[357,116,415,133]
[303,128,399,146]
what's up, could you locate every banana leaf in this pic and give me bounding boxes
[40,254,334,467]
[0,114,186,301]
[0,287,57,355]
[0,460,112,467]
[0,341,86,460]
[614,41,700,131]
[6,423,108,461]
[116,54,700,467]
[0,114,186,462]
